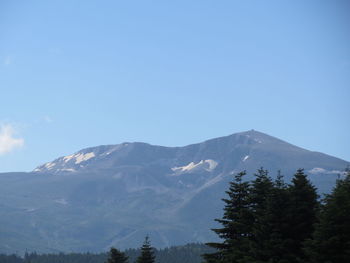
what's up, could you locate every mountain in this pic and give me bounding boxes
[0,130,348,254]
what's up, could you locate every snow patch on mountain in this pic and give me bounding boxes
[102,145,120,156]
[57,168,76,172]
[61,152,96,164]
[242,155,249,162]
[34,151,96,173]
[54,198,68,205]
[63,154,75,163]
[308,167,343,175]
[25,208,38,212]
[171,159,218,174]
[75,152,95,164]
[45,162,56,169]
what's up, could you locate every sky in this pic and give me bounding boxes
[0,0,349,172]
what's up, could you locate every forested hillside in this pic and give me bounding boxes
[0,243,214,263]
[1,168,349,263]
[204,168,350,263]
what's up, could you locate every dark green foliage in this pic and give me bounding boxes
[3,252,108,263]
[106,247,128,263]
[204,171,253,263]
[250,168,274,212]
[287,169,319,262]
[205,168,320,263]
[1,168,347,263]
[136,236,155,263]
[249,170,292,263]
[154,243,215,263]
[305,170,350,263]
[0,254,23,263]
[0,243,213,263]
[251,172,298,263]
[249,168,274,231]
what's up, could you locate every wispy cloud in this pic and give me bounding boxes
[3,56,12,66]
[0,124,24,155]
[43,115,53,123]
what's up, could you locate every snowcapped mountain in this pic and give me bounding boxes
[33,130,346,180]
[0,130,348,254]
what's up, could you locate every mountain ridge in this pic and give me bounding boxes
[0,130,348,254]
[34,130,346,177]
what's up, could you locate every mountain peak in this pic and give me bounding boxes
[3,131,350,253]
[33,130,348,176]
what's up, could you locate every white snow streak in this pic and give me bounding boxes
[308,167,343,175]
[171,159,218,173]
[54,198,68,205]
[45,162,56,169]
[63,154,75,163]
[75,152,95,164]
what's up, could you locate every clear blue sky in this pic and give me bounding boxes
[0,0,349,172]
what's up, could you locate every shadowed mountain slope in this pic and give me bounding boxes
[0,130,348,254]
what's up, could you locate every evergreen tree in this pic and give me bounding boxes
[204,171,253,263]
[305,169,350,263]
[287,168,319,262]
[0,254,24,263]
[249,168,274,212]
[248,170,295,263]
[251,172,296,263]
[106,247,128,263]
[136,236,155,263]
[248,168,274,261]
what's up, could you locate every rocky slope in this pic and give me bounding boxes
[0,130,348,254]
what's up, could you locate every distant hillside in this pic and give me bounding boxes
[0,130,348,254]
[0,243,214,263]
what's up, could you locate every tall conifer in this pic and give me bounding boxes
[305,170,350,263]
[204,171,253,263]
[136,236,155,263]
[106,247,128,263]
[287,169,318,262]
[249,170,292,262]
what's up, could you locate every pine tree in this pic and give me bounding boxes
[249,168,274,260]
[249,170,294,263]
[106,247,128,263]
[250,168,274,211]
[204,171,253,263]
[252,172,298,263]
[287,168,319,262]
[136,236,155,263]
[305,169,350,263]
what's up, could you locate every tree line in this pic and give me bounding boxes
[1,168,349,263]
[0,243,214,263]
[204,168,350,263]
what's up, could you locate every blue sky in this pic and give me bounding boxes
[0,0,349,172]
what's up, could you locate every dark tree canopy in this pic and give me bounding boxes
[1,168,348,263]
[249,169,286,262]
[287,168,319,262]
[136,236,156,263]
[305,170,350,263]
[204,171,253,263]
[204,168,320,263]
[0,243,213,263]
[106,247,128,263]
